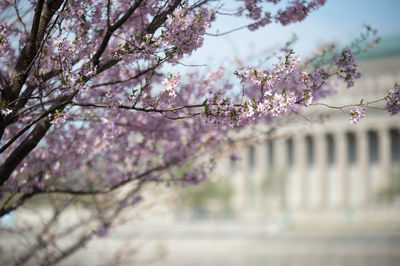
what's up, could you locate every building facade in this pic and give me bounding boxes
[219,43,400,225]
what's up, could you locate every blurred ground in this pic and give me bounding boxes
[3,219,399,266]
[58,222,400,266]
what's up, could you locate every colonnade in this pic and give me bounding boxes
[228,121,400,213]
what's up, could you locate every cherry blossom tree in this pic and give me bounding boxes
[0,0,398,264]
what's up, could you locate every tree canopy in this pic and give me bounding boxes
[0,1,399,264]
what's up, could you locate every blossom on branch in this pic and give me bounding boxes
[162,72,181,98]
[163,5,213,57]
[385,84,400,115]
[334,48,361,88]
[0,1,397,263]
[349,106,365,124]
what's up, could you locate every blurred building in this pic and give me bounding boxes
[217,37,400,227]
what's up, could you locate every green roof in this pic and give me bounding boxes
[356,35,400,61]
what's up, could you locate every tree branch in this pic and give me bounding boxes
[145,0,181,34]
[7,0,63,104]
[0,94,70,186]
[0,163,165,217]
[96,0,182,74]
[92,0,144,65]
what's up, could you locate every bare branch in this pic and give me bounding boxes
[13,0,28,35]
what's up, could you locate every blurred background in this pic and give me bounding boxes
[1,0,400,265]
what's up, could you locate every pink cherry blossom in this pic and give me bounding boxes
[0,2,397,262]
[349,106,365,124]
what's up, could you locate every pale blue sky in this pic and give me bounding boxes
[179,0,400,70]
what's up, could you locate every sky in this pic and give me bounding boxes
[178,0,400,71]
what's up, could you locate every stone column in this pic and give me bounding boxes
[334,131,347,208]
[285,137,296,210]
[264,139,278,212]
[274,137,287,210]
[231,147,248,215]
[377,127,390,194]
[315,133,326,209]
[356,130,368,206]
[293,134,306,209]
[214,149,231,177]
[254,140,267,214]
[391,127,400,192]
[245,145,256,209]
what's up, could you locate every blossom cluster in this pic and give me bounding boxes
[334,48,361,88]
[202,52,329,127]
[0,107,12,117]
[275,0,327,26]
[50,110,71,125]
[239,0,327,30]
[385,84,400,115]
[113,33,162,62]
[257,91,297,117]
[0,20,10,56]
[162,72,181,98]
[203,90,235,126]
[349,106,365,124]
[163,6,213,57]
